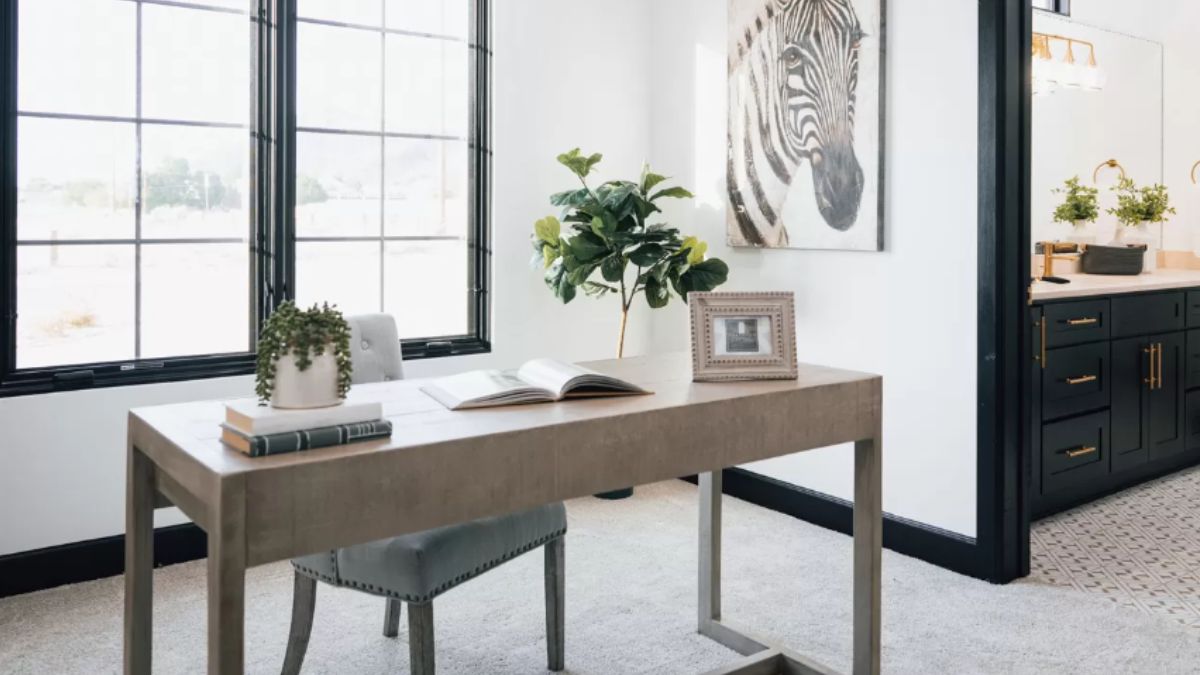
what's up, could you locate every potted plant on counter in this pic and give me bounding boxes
[530,148,730,358]
[1109,177,1175,273]
[256,301,353,408]
[1052,176,1099,244]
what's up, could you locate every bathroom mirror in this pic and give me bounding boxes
[1031,11,1164,250]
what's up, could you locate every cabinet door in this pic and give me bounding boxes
[1148,332,1186,461]
[1110,336,1151,472]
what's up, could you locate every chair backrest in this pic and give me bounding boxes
[346,314,404,384]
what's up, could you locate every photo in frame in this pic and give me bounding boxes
[688,292,798,382]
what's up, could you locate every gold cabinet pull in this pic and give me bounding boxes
[1065,375,1097,385]
[1156,342,1164,390]
[1145,344,1159,389]
[1066,317,1099,326]
[1039,317,1047,370]
[1065,446,1098,459]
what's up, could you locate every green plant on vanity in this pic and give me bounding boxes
[1052,176,1099,226]
[255,301,353,405]
[530,148,730,358]
[1108,176,1176,227]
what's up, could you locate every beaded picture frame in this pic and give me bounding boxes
[688,292,798,382]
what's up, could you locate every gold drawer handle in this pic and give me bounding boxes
[1065,375,1097,385]
[1064,446,1098,459]
[1066,317,1099,326]
[1145,344,1159,390]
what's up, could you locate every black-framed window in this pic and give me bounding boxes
[1032,0,1070,15]
[0,0,491,396]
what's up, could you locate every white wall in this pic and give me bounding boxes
[647,0,979,536]
[0,0,655,557]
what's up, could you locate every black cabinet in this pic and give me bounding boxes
[1033,290,1200,517]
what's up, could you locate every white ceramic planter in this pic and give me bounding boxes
[270,349,340,409]
[1066,220,1096,245]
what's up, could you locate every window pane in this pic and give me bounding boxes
[17,245,135,368]
[141,244,250,358]
[142,4,249,124]
[142,125,249,240]
[18,0,136,117]
[384,139,467,237]
[296,132,381,237]
[17,118,136,241]
[296,242,381,317]
[298,23,382,131]
[386,0,469,38]
[384,35,468,137]
[384,241,467,338]
[298,0,382,26]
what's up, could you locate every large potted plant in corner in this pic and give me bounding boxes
[531,148,730,358]
[1052,176,1099,244]
[531,149,730,499]
[1108,177,1175,273]
[256,301,353,409]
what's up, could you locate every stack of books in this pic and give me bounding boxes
[221,399,392,457]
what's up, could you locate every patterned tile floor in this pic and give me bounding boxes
[1030,464,1200,628]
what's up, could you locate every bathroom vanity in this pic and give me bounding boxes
[1030,270,1200,517]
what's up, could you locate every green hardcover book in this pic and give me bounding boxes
[221,420,393,457]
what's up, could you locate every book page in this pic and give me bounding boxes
[516,359,593,397]
[422,369,553,409]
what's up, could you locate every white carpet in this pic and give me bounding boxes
[3,481,1200,674]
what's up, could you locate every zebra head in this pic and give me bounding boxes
[776,0,866,232]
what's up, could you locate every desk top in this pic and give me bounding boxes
[130,352,880,564]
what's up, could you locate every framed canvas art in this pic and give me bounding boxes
[727,0,886,251]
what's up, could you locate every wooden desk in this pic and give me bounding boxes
[124,353,882,675]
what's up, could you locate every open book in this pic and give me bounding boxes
[420,358,649,410]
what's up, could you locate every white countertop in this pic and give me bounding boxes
[1031,269,1200,302]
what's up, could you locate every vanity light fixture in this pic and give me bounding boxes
[1032,32,1106,95]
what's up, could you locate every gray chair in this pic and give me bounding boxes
[282,314,567,675]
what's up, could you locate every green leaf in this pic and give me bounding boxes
[542,243,559,269]
[534,215,561,245]
[601,255,626,283]
[590,216,610,240]
[568,231,610,263]
[567,262,598,286]
[644,276,671,308]
[581,281,616,298]
[650,186,695,202]
[543,261,576,304]
[678,258,729,295]
[557,148,603,179]
[641,172,669,194]
[629,243,666,267]
[681,236,707,265]
[549,188,592,208]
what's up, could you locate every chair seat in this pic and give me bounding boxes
[293,502,567,604]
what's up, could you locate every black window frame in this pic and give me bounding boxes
[0,0,491,397]
[1031,0,1070,16]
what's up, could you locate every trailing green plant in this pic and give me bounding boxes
[1051,176,1099,225]
[1108,177,1176,226]
[531,148,729,357]
[255,301,353,405]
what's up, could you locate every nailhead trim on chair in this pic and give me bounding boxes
[291,529,567,605]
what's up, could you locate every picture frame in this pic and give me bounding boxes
[688,292,798,382]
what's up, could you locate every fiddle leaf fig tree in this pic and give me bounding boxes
[531,148,729,357]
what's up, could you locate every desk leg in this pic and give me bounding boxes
[207,480,247,675]
[698,470,722,628]
[853,436,882,675]
[124,446,155,675]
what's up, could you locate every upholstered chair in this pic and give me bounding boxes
[282,314,567,675]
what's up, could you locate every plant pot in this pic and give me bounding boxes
[1066,220,1096,245]
[270,349,341,409]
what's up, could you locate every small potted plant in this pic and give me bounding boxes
[530,148,730,359]
[256,301,353,408]
[1108,177,1175,273]
[1052,176,1099,243]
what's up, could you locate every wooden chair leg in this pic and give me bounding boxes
[282,572,317,675]
[383,598,403,637]
[407,602,435,675]
[544,537,565,672]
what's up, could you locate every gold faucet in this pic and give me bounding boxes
[1038,241,1078,282]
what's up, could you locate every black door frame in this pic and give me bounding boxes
[976,0,1033,583]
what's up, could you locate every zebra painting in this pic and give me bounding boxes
[727,0,885,250]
